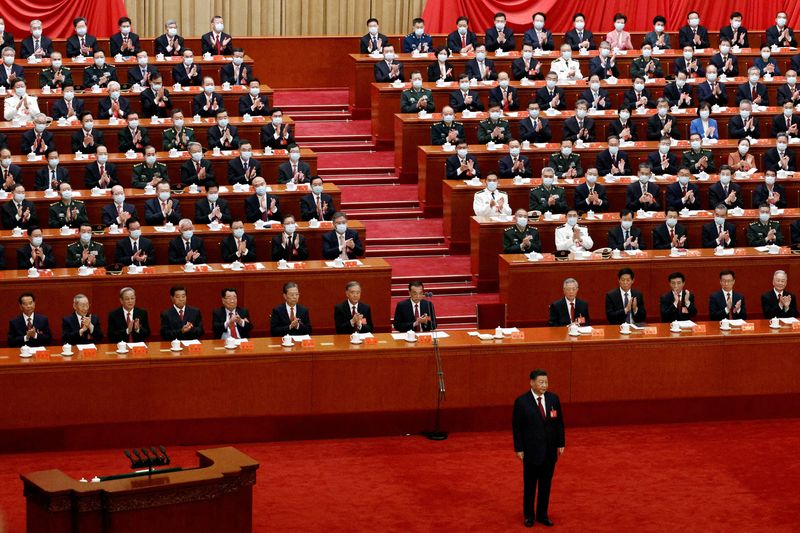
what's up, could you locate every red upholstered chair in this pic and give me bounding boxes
[476,303,507,328]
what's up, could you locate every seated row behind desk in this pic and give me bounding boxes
[0,215,364,270]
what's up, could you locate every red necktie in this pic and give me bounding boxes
[351,305,357,317]
[461,34,466,48]
[289,306,296,322]
[569,301,575,322]
[316,197,323,219]
[27,317,33,329]
[502,90,509,112]
[537,396,546,419]
[229,311,239,338]
[414,303,421,332]
[669,228,675,241]
[216,35,222,55]
[751,86,756,100]
[178,308,184,322]
[726,293,733,319]
[126,311,133,341]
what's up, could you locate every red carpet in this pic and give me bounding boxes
[272,89,349,106]
[293,120,371,137]
[388,256,471,279]
[392,293,500,318]
[317,151,395,170]
[341,184,418,205]
[365,219,443,239]
[2,420,799,531]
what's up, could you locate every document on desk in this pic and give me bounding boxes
[417,332,450,339]
[180,339,201,347]
[290,335,312,341]
[76,344,97,350]
[779,317,799,324]
[676,320,697,329]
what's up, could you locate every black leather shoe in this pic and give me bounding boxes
[524,518,534,527]
[537,518,554,527]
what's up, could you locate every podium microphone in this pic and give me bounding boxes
[421,290,447,441]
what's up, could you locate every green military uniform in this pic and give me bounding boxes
[430,120,465,145]
[83,64,118,87]
[162,127,195,151]
[38,66,74,89]
[681,148,716,173]
[118,126,151,153]
[48,200,89,228]
[529,185,568,213]
[400,88,435,113]
[630,56,663,79]
[746,218,784,246]
[477,118,511,144]
[131,162,169,188]
[549,152,584,177]
[503,224,542,253]
[65,240,106,268]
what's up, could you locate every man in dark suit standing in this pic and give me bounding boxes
[573,169,608,213]
[144,183,182,226]
[182,143,217,188]
[220,49,253,86]
[518,103,551,143]
[8,292,52,347]
[334,281,373,334]
[201,16,234,55]
[160,285,204,340]
[227,142,262,185]
[322,212,363,260]
[393,280,436,332]
[20,20,54,59]
[154,20,185,57]
[447,17,478,53]
[128,51,159,87]
[548,278,589,326]
[212,288,253,340]
[709,270,747,321]
[360,18,387,54]
[62,294,103,344]
[761,270,798,319]
[270,282,312,336]
[245,177,281,223]
[485,12,515,52]
[300,177,336,221]
[449,74,484,112]
[659,272,697,322]
[445,142,480,180]
[107,287,151,343]
[277,146,312,184]
[512,369,565,528]
[653,208,688,249]
[194,183,231,224]
[260,110,294,149]
[666,168,702,211]
[109,17,141,57]
[605,268,647,324]
[65,18,100,58]
[84,146,119,189]
[220,220,257,263]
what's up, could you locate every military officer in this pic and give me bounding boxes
[503,208,542,253]
[38,51,74,89]
[403,18,433,53]
[132,146,170,188]
[747,204,785,246]
[430,105,464,145]
[162,109,195,151]
[477,103,511,144]
[83,51,118,88]
[529,167,568,214]
[681,133,716,173]
[48,183,88,228]
[65,224,106,267]
[549,139,584,178]
[630,44,664,79]
[400,71,435,113]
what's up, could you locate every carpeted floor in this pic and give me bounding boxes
[341,184,418,205]
[365,219,443,239]
[317,151,395,170]
[387,256,471,279]
[2,419,798,532]
[272,89,349,106]
[294,120,371,137]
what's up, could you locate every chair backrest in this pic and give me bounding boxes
[476,302,506,328]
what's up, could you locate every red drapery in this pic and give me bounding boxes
[422,0,800,35]
[1,0,128,39]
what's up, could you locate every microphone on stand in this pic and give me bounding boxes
[422,290,447,441]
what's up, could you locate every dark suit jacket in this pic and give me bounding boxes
[168,235,207,264]
[766,25,797,48]
[498,154,531,179]
[485,27,515,52]
[238,94,270,116]
[607,225,644,250]
[300,193,335,221]
[34,166,70,191]
[562,116,595,142]
[663,82,694,108]
[160,306,203,340]
[646,151,678,176]
[652,223,688,250]
[271,233,308,261]
[647,114,680,140]
[605,288,646,324]
[62,313,103,344]
[446,30,478,53]
[565,29,595,50]
[143,198,182,225]
[666,182,702,210]
[107,307,150,343]
[573,183,609,212]
[110,32,141,57]
[764,148,797,172]
[522,28,554,50]
[673,57,705,77]
[777,83,800,106]
[373,60,404,82]
[735,83,768,106]
[154,34,186,56]
[548,298,590,326]
[192,196,230,224]
[445,154,480,179]
[708,182,744,209]
[84,162,119,189]
[98,96,131,120]
[623,88,656,109]
[587,57,618,80]
[127,65,160,87]
[277,161,312,184]
[659,291,698,322]
[16,242,55,269]
[752,183,787,209]
[20,130,55,156]
[227,157,262,185]
[580,87,612,109]
[595,149,629,176]
[70,129,104,154]
[626,182,661,211]
[114,236,156,266]
[0,162,21,191]
[140,87,173,118]
[709,290,746,321]
[535,87,566,110]
[709,53,739,77]
[608,119,638,141]
[761,290,799,319]
[219,63,253,86]
[118,126,150,153]
[212,306,254,339]
[393,298,436,332]
[65,34,100,58]
[180,159,215,188]
[322,229,363,259]
[518,116,552,143]
[0,65,25,89]
[678,25,710,48]
[360,32,389,54]
[512,390,565,465]
[2,199,39,229]
[727,114,760,139]
[270,303,311,336]
[719,25,749,48]
[50,98,85,120]
[701,221,737,248]
[192,92,224,117]
[510,57,543,81]
[8,314,52,347]
[448,90,484,112]
[772,114,800,138]
[464,58,497,81]
[260,123,293,149]
[201,31,234,55]
[488,86,520,110]
[334,301,373,334]
[244,193,281,223]
[205,125,239,151]
[20,36,54,59]
[220,233,257,263]
[172,63,203,86]
[101,202,137,227]
[696,81,728,107]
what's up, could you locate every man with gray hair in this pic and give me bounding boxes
[334,281,374,334]
[21,113,55,156]
[62,293,103,344]
[99,80,131,119]
[548,278,590,326]
[21,20,54,60]
[0,46,24,89]
[529,167,568,215]
[108,287,151,343]
[761,270,798,319]
[155,20,185,57]
[168,219,207,264]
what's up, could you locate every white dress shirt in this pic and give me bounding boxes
[472,188,511,217]
[555,224,593,251]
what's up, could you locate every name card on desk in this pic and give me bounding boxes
[590,329,604,337]
[692,324,707,333]
[301,339,315,347]
[510,330,526,339]
[741,323,755,331]
[364,336,378,345]
[35,350,50,360]
[417,335,432,344]
[643,327,658,335]
[792,322,800,331]
[239,340,254,350]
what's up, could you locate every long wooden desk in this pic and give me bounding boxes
[353,49,798,117]
[12,55,254,89]
[6,148,317,190]
[419,140,786,214]
[1,321,799,452]
[0,258,392,341]
[498,249,799,326]
[1,115,283,155]
[0,220,364,267]
[2,183,340,230]
[7,84,273,123]
[472,211,799,290]
[395,106,786,179]
[443,176,800,252]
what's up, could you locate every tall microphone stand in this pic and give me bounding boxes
[421,291,448,440]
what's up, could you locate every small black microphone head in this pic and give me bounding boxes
[424,291,433,298]
[159,445,169,458]
[132,449,142,460]
[124,449,133,462]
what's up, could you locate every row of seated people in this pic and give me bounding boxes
[1,208,362,271]
[360,11,799,54]
[4,78,272,121]
[544,269,797,327]
[0,15,240,59]
[5,279,435,345]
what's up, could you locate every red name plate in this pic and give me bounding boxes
[364,336,378,344]
[35,350,50,360]
[511,331,526,339]
[417,335,432,344]
[187,344,202,352]
[239,341,254,350]
[131,346,148,356]
[741,323,755,331]
[590,329,604,337]
[643,327,658,335]
[692,324,707,333]
[301,339,315,347]
[344,261,359,268]
[81,348,97,358]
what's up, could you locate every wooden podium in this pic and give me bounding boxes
[21,447,259,533]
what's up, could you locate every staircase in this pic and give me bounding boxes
[280,88,492,329]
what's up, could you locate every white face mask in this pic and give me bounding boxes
[182,230,194,240]
[61,190,72,200]
[749,75,760,84]
[714,216,726,226]
[438,54,448,62]
[688,17,699,27]
[657,107,668,117]
[699,110,710,119]
[250,87,260,96]
[765,176,776,186]
[706,73,717,82]
[719,46,730,55]
[15,87,26,97]
[586,174,598,184]
[190,151,203,162]
[173,119,184,129]
[457,149,468,158]
[489,111,501,120]
[218,118,229,128]
[788,77,797,85]
[255,185,267,195]
[658,144,670,154]
[486,181,497,192]
[678,175,690,185]
[784,108,794,117]
[232,56,244,66]
[97,154,108,164]
[443,114,454,123]
[14,192,25,202]
[52,60,62,69]
[34,123,46,133]
[83,121,93,131]
[546,79,557,89]
[576,109,587,119]
[121,26,131,35]
[777,17,787,27]
[214,23,224,33]
[128,119,139,129]
[151,84,162,92]
[655,25,664,32]
[412,79,423,89]
[533,21,544,30]
[619,111,630,121]
[459,82,470,91]
[168,28,178,37]
[383,52,395,61]
[777,142,788,151]
[761,52,771,60]
[614,22,625,31]
[129,229,141,240]
[476,51,486,61]
[208,193,219,203]
[240,151,252,160]
[528,109,539,118]
[203,85,214,93]
[759,212,770,223]
[740,110,751,119]
[272,116,283,125]
[561,51,572,60]
[335,223,348,234]
[499,79,509,88]
[32,29,42,38]
[1,159,11,168]
[415,27,425,36]
[719,175,732,185]
[666,217,678,227]
[639,174,651,183]
[368,25,379,35]
[522,51,533,60]
[158,191,170,201]
[683,52,693,60]
[289,152,301,162]
[2,56,13,66]
[48,158,59,168]
[690,140,701,150]
[633,83,644,92]
[516,217,528,227]
[284,223,296,234]
[676,79,686,89]
[110,91,120,100]
[80,232,91,244]
[600,48,611,58]
[113,194,125,204]
[510,148,520,157]
[738,144,749,154]
[95,58,105,68]
[731,20,741,30]
[137,57,148,66]
[76,27,87,36]
[561,147,572,156]
[590,82,600,92]
[621,220,633,230]
[146,155,157,165]
[642,49,652,58]
[184,57,194,66]
[542,177,554,187]
[566,216,578,226]
[608,146,619,155]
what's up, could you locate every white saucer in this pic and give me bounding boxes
[116,349,129,354]
[350,339,363,345]
[170,347,183,352]
[61,352,74,357]
[404,338,417,343]
[281,343,294,347]
[19,353,33,358]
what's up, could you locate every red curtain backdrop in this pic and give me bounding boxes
[422,0,800,35]
[1,0,128,39]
